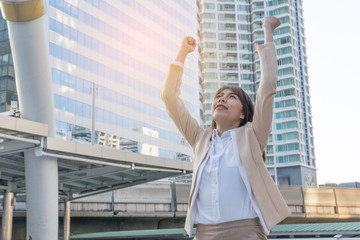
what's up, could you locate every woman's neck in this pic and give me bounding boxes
[216,124,237,137]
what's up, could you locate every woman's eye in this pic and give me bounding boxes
[230,95,236,98]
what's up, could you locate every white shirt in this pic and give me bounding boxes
[190,129,269,234]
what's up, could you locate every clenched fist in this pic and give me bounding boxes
[180,37,196,54]
[175,37,196,64]
[180,36,196,54]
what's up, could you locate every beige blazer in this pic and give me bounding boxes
[162,42,291,235]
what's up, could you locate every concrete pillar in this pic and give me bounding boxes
[63,201,71,240]
[1,192,14,240]
[0,1,58,239]
[24,150,58,240]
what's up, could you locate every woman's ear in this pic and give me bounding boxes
[240,111,245,120]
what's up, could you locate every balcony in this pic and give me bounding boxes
[252,23,263,33]
[217,4,235,12]
[219,43,237,51]
[252,14,264,24]
[218,23,236,31]
[219,52,237,61]
[218,13,236,22]
[220,73,238,81]
[220,63,238,71]
[251,5,264,13]
[253,34,264,43]
[218,33,236,41]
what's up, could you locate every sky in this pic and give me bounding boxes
[302,0,360,184]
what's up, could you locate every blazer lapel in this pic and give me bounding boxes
[193,129,212,171]
[233,126,257,184]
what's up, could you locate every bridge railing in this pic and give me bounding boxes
[279,186,360,221]
[8,182,360,221]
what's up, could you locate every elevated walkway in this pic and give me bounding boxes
[0,115,192,200]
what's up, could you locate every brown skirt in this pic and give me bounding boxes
[193,217,267,240]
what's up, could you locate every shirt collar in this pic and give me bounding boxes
[212,129,232,140]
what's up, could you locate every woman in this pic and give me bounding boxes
[162,16,291,240]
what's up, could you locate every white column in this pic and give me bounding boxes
[63,201,71,240]
[0,1,58,239]
[1,192,14,240]
[24,150,58,240]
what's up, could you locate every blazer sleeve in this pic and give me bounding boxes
[162,64,203,148]
[252,42,278,152]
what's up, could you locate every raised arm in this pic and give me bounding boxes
[252,16,281,151]
[162,37,203,148]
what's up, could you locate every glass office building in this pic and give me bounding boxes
[48,0,202,160]
[0,0,202,161]
[200,0,316,186]
[0,12,17,113]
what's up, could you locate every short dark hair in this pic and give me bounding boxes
[211,85,266,162]
[211,85,254,129]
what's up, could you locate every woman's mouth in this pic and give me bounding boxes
[215,104,227,110]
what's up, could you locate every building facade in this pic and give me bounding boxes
[47,0,202,160]
[0,0,202,161]
[200,0,316,186]
[0,12,17,113]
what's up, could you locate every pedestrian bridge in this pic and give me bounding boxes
[0,115,192,200]
[67,182,360,223]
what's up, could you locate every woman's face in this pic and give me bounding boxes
[211,89,244,127]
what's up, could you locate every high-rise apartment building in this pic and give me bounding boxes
[200,0,316,186]
[0,0,202,161]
